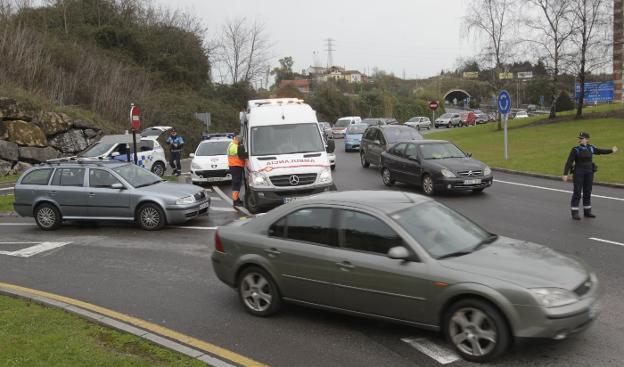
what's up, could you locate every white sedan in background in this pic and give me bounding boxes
[514,110,529,119]
[190,138,232,185]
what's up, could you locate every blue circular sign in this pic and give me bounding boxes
[498,90,511,114]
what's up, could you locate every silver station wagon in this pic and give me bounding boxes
[212,191,601,363]
[13,161,210,231]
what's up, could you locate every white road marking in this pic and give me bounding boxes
[494,179,624,202]
[210,207,237,213]
[0,241,72,257]
[176,226,218,230]
[212,186,233,204]
[0,187,14,191]
[401,337,460,365]
[0,223,35,226]
[589,237,624,247]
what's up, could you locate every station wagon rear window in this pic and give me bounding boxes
[21,169,53,185]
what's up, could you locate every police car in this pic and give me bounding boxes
[190,137,232,185]
[77,134,168,176]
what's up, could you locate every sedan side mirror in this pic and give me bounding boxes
[387,246,410,260]
[110,152,120,157]
[111,182,125,190]
[466,152,472,158]
[189,153,195,158]
[326,139,335,153]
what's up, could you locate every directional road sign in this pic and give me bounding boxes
[498,90,511,114]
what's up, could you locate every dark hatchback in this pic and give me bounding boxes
[380,140,493,195]
[360,125,423,168]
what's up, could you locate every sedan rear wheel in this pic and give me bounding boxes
[381,167,395,186]
[137,203,165,231]
[422,174,435,196]
[35,203,61,231]
[238,266,281,317]
[445,299,510,363]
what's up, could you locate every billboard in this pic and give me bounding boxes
[517,71,533,79]
[575,81,614,104]
[463,71,479,79]
[499,72,513,80]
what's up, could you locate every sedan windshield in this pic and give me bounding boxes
[407,117,420,122]
[196,141,230,156]
[392,202,493,259]
[347,124,367,134]
[421,143,466,159]
[80,143,115,157]
[383,127,422,144]
[113,164,161,188]
[439,113,452,119]
[251,123,325,156]
[335,119,351,127]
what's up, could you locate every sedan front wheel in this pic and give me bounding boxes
[445,299,510,363]
[381,167,395,186]
[422,174,435,196]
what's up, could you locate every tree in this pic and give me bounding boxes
[271,56,295,85]
[215,17,271,85]
[567,0,611,118]
[465,0,516,130]
[526,0,575,118]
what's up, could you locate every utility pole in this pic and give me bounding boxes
[324,38,335,68]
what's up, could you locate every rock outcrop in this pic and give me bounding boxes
[0,96,103,176]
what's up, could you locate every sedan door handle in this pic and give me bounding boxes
[89,193,96,197]
[49,190,57,196]
[264,248,282,256]
[336,261,355,270]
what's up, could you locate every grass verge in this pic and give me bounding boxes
[0,194,14,212]
[428,113,624,184]
[0,295,205,367]
[0,175,19,185]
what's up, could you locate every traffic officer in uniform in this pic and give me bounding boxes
[166,128,184,176]
[227,135,247,207]
[563,132,618,220]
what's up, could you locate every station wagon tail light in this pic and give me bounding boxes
[214,231,225,253]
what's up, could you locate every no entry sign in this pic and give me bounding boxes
[429,101,439,111]
[130,104,141,131]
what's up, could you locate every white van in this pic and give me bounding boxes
[331,116,362,138]
[241,98,336,213]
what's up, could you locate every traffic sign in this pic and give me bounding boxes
[130,104,141,131]
[429,101,439,111]
[498,91,511,114]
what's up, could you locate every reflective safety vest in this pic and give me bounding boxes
[227,142,245,167]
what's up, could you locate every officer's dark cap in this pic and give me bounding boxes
[578,132,590,139]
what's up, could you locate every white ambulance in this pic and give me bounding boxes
[240,98,336,213]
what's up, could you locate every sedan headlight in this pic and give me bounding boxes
[484,166,492,176]
[250,172,271,188]
[441,168,456,178]
[191,161,201,170]
[529,288,579,308]
[176,195,196,205]
[318,167,333,183]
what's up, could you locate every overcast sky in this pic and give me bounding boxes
[156,0,478,79]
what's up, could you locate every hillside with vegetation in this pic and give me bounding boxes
[0,0,253,166]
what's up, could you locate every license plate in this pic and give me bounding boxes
[283,197,298,204]
[206,176,227,182]
[199,201,210,210]
[464,179,482,185]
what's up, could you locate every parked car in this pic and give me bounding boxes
[331,116,362,138]
[380,140,492,195]
[460,111,477,126]
[190,137,232,185]
[475,112,489,124]
[344,123,368,152]
[514,110,529,119]
[13,161,210,231]
[212,190,601,363]
[360,125,423,168]
[404,116,432,130]
[140,125,173,137]
[75,134,167,177]
[318,122,333,140]
[434,113,462,128]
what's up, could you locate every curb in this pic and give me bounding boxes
[492,167,624,189]
[0,283,254,367]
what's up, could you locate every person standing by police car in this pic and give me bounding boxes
[563,132,618,220]
[228,135,247,207]
[166,129,184,176]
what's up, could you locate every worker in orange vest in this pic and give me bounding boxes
[227,135,246,207]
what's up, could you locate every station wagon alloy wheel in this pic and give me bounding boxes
[449,308,497,357]
[238,267,281,316]
[35,203,61,230]
[138,203,165,231]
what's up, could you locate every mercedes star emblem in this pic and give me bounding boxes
[289,175,300,186]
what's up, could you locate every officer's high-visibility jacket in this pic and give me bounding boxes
[227,142,245,167]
